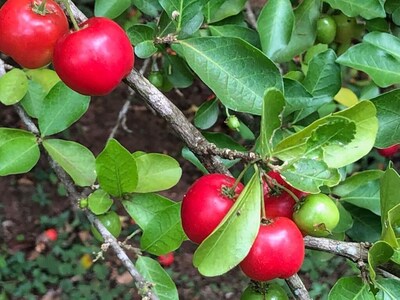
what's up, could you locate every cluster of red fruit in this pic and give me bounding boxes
[0,0,134,96]
[181,172,340,282]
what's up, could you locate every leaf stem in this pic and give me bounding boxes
[265,173,301,203]
[62,0,80,31]
[260,169,266,219]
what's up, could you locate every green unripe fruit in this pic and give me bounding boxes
[148,71,164,88]
[226,115,240,131]
[91,211,122,242]
[241,284,288,300]
[316,15,337,44]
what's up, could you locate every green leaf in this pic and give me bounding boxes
[337,32,400,88]
[328,276,375,300]
[181,147,208,174]
[177,37,282,115]
[20,80,47,118]
[133,153,182,193]
[193,172,261,276]
[368,241,394,281]
[257,0,294,59]
[380,166,400,248]
[43,139,96,187]
[273,0,321,63]
[0,69,28,105]
[135,256,179,300]
[371,89,400,148]
[376,278,400,300]
[96,139,138,197]
[38,82,90,137]
[274,101,378,169]
[123,193,186,255]
[135,41,158,59]
[303,49,341,104]
[203,0,247,23]
[203,131,246,151]
[0,128,40,176]
[345,204,382,243]
[209,25,261,48]
[87,189,113,215]
[94,0,131,19]
[194,99,220,130]
[25,69,60,93]
[281,159,341,193]
[132,0,162,17]
[127,25,155,46]
[325,0,385,20]
[333,170,383,216]
[333,202,354,233]
[158,0,206,37]
[259,88,285,157]
[164,54,194,88]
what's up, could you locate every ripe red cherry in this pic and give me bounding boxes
[377,145,400,158]
[239,217,305,281]
[263,171,308,219]
[0,0,69,69]
[53,17,134,96]
[158,252,175,267]
[44,228,58,241]
[181,174,244,244]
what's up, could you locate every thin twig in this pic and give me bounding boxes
[245,2,258,29]
[285,274,312,300]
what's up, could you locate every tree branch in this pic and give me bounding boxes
[285,274,312,300]
[245,2,258,29]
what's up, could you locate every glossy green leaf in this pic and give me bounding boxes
[38,82,90,137]
[123,193,186,255]
[194,99,220,130]
[371,89,400,148]
[135,41,158,59]
[203,0,247,23]
[345,204,382,243]
[127,25,155,45]
[328,276,375,300]
[43,139,96,187]
[368,241,394,281]
[20,80,47,118]
[136,256,179,300]
[376,278,400,300]
[273,0,321,63]
[257,0,294,59]
[25,69,60,93]
[96,139,138,197]
[181,147,208,174]
[274,101,377,169]
[333,170,383,215]
[0,128,40,176]
[333,202,354,233]
[281,159,341,193]
[193,172,261,276]
[303,49,341,104]
[259,88,285,157]
[164,54,194,88]
[0,69,28,105]
[209,25,261,48]
[94,0,131,19]
[87,189,113,215]
[132,0,162,17]
[177,37,282,115]
[325,0,385,20]
[133,153,182,193]
[158,0,206,37]
[203,132,246,151]
[337,32,400,87]
[380,166,400,248]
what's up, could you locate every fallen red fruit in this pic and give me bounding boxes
[44,228,58,241]
[158,252,174,267]
[53,17,134,96]
[377,145,400,158]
